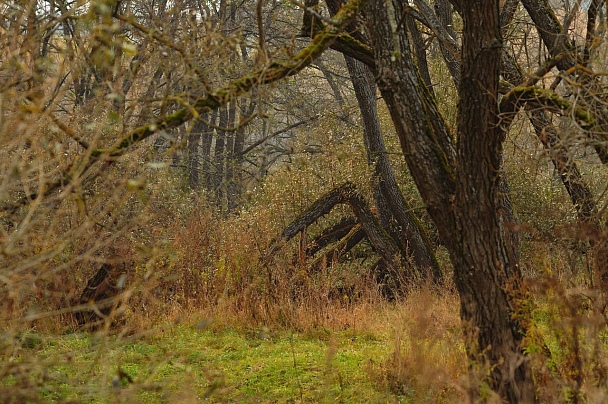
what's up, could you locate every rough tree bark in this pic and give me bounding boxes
[366,0,535,400]
[456,2,535,400]
[520,0,578,70]
[343,55,442,282]
[323,0,443,282]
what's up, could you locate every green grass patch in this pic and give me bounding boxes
[2,324,401,402]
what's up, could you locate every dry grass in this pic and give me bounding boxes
[366,289,467,403]
[102,200,608,403]
[5,189,608,403]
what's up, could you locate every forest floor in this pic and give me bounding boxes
[2,292,469,403]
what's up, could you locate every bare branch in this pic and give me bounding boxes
[0,0,366,215]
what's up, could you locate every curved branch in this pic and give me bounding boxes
[266,182,406,282]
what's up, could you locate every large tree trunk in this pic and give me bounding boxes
[366,0,535,400]
[455,1,535,400]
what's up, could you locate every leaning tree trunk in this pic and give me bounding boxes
[303,216,366,263]
[266,182,413,288]
[75,263,126,329]
[343,55,442,282]
[366,0,536,400]
[322,0,441,282]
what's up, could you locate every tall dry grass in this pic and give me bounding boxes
[143,202,384,331]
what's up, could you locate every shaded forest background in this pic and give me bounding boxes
[3,0,608,401]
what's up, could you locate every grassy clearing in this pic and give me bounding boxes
[4,325,400,402]
[1,291,468,403]
[7,277,608,402]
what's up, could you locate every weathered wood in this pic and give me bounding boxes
[74,263,125,328]
[268,182,409,288]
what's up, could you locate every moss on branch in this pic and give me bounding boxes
[97,0,364,158]
[500,86,596,130]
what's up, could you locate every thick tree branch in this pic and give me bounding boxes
[302,0,376,70]
[267,182,406,282]
[412,0,460,65]
[520,0,578,70]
